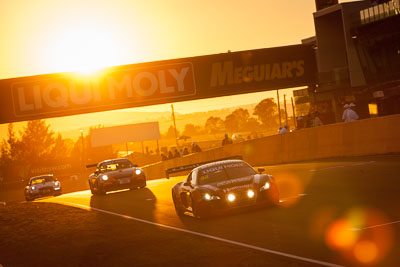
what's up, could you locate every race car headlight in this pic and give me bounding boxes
[227,193,236,202]
[247,190,255,198]
[54,181,60,187]
[31,186,36,190]
[204,193,220,201]
[101,175,109,181]
[135,169,142,175]
[260,181,270,191]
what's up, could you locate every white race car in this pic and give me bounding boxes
[24,174,62,201]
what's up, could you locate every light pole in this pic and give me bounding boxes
[80,130,85,168]
[277,90,282,127]
[171,104,181,151]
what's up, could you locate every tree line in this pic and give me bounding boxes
[164,98,280,137]
[0,97,280,169]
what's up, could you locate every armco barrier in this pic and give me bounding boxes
[142,114,400,180]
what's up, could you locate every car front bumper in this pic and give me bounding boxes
[195,188,278,216]
[99,177,146,191]
[27,187,62,198]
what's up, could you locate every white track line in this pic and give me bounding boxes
[57,201,343,267]
[310,166,344,172]
[349,220,400,231]
[310,161,376,172]
[279,194,307,203]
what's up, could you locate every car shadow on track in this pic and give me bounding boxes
[177,203,281,224]
[89,188,157,222]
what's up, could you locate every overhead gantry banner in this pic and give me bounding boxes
[0,44,316,123]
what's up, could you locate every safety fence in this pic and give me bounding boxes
[142,114,400,180]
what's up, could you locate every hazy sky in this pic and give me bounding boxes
[0,0,356,139]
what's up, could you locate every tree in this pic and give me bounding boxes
[0,124,17,165]
[17,120,56,164]
[0,120,73,167]
[50,133,69,160]
[253,98,279,130]
[224,108,250,132]
[204,116,224,134]
[245,117,261,132]
[164,125,180,139]
[182,124,202,136]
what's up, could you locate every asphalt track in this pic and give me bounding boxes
[39,155,400,266]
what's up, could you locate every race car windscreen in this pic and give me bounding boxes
[224,162,256,179]
[30,176,54,184]
[30,178,46,185]
[198,161,256,185]
[100,160,132,171]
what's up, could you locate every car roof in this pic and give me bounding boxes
[194,159,246,172]
[30,174,53,180]
[99,158,131,164]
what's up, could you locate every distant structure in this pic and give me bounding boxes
[294,0,400,124]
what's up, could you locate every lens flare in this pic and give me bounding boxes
[353,240,378,264]
[274,171,304,207]
[326,219,358,249]
[322,206,394,265]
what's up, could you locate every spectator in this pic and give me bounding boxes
[191,142,202,153]
[278,125,288,134]
[343,103,359,122]
[312,112,324,127]
[342,104,349,122]
[221,133,233,146]
[173,149,180,158]
[168,150,173,159]
[348,103,359,122]
[161,153,168,161]
[305,113,313,128]
[296,116,304,129]
[280,124,288,133]
[182,147,189,155]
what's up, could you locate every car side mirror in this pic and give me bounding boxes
[258,167,265,174]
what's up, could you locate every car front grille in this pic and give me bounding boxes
[227,190,255,206]
[39,187,54,194]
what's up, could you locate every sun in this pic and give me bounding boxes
[46,21,130,74]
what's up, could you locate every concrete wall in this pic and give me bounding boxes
[142,114,400,180]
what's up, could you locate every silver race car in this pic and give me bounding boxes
[24,174,62,201]
[88,158,146,195]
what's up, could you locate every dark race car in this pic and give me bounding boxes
[24,174,62,201]
[88,158,146,195]
[172,159,279,218]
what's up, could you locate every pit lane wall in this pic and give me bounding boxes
[142,114,400,180]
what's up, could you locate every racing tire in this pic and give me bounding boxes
[98,188,106,195]
[268,184,280,207]
[25,194,34,201]
[139,181,147,189]
[172,192,184,216]
[89,181,96,195]
[191,196,203,219]
[129,184,138,190]
[94,180,106,195]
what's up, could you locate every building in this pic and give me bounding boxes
[295,0,400,124]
